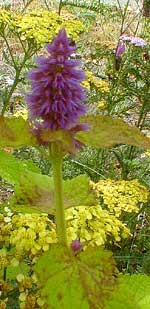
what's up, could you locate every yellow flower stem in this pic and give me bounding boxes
[50,143,67,245]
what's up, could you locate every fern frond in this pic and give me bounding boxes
[60,0,108,13]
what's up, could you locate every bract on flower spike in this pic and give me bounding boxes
[26,28,87,132]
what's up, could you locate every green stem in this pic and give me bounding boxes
[3,266,7,281]
[58,0,63,15]
[2,70,20,115]
[2,33,17,69]
[50,143,67,245]
[21,0,35,13]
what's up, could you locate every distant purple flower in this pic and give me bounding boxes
[120,35,132,42]
[71,240,82,253]
[130,37,146,47]
[116,42,126,59]
[120,35,146,47]
[26,28,87,131]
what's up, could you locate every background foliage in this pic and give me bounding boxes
[0,0,150,308]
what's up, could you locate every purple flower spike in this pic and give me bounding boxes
[116,42,126,59]
[26,28,87,131]
[71,240,82,253]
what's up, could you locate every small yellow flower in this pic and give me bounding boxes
[97,100,106,109]
[145,151,150,157]
[14,109,28,120]
[82,80,90,90]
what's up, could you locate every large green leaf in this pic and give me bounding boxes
[0,150,96,213]
[35,245,116,309]
[0,149,40,184]
[0,116,36,148]
[77,115,150,149]
[106,274,150,309]
[10,172,96,213]
[0,116,76,152]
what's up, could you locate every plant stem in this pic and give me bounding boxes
[58,0,63,15]
[21,0,35,13]
[50,143,67,245]
[2,69,20,115]
[2,33,17,69]
[3,267,7,281]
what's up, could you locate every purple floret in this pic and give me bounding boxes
[26,28,87,131]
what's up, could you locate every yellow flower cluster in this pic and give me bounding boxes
[0,248,10,268]
[66,205,130,247]
[14,108,28,120]
[90,179,149,217]
[145,151,150,157]
[16,273,45,308]
[82,70,109,94]
[0,209,45,308]
[8,209,129,252]
[93,80,109,92]
[0,202,131,258]
[10,213,57,256]
[8,10,85,45]
[97,100,107,109]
